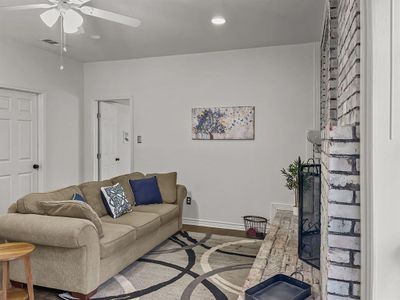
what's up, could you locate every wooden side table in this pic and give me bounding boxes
[0,243,35,300]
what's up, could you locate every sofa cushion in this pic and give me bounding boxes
[16,185,83,215]
[39,200,104,238]
[101,212,160,239]
[130,177,163,206]
[133,204,179,225]
[79,180,113,217]
[147,172,177,204]
[100,222,136,258]
[100,183,131,219]
[111,172,145,204]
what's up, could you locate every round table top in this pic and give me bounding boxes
[0,288,28,300]
[0,243,35,261]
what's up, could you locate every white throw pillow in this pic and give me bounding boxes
[100,183,131,219]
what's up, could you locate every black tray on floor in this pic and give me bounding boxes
[245,274,311,300]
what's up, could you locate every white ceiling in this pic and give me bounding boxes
[0,0,325,62]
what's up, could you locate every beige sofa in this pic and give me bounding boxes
[0,172,187,300]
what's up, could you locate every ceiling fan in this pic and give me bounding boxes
[0,0,142,34]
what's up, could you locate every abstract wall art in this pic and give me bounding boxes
[192,106,255,140]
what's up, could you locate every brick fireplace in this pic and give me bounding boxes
[319,0,361,299]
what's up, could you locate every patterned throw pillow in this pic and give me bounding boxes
[100,183,131,218]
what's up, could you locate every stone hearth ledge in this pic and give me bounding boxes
[238,210,321,300]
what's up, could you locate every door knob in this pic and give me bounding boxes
[115,158,120,162]
[33,164,40,170]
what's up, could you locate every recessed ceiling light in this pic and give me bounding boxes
[211,16,226,25]
[90,35,101,40]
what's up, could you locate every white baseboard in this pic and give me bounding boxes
[270,203,292,219]
[183,205,292,231]
[183,217,245,231]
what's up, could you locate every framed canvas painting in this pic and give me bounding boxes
[192,106,255,140]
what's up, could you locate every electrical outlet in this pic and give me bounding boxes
[186,197,192,205]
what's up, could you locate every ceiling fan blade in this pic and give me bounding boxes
[69,0,91,5]
[0,4,54,11]
[79,6,141,27]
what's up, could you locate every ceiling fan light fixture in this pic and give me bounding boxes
[40,8,60,27]
[63,9,83,33]
[63,22,78,33]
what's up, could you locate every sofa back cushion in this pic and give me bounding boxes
[39,200,104,238]
[111,172,145,204]
[147,172,177,204]
[8,203,17,213]
[16,185,82,215]
[79,180,113,217]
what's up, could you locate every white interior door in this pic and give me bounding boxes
[0,89,38,213]
[99,102,119,180]
[115,103,131,175]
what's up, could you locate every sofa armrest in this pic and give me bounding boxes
[176,184,187,229]
[1,213,101,294]
[0,213,99,249]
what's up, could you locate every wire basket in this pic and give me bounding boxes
[243,215,268,239]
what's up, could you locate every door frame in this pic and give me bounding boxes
[0,84,46,192]
[92,97,134,181]
[361,0,372,299]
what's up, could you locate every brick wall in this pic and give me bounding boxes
[321,125,361,299]
[320,0,361,299]
[337,0,361,126]
[320,1,339,130]
[320,17,329,130]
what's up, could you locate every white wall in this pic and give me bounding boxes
[84,43,318,228]
[0,37,84,191]
[367,0,400,299]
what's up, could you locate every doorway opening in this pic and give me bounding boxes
[96,99,133,181]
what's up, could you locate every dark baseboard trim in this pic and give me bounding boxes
[11,280,26,289]
[182,224,246,238]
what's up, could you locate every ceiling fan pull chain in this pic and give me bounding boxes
[60,15,64,71]
[64,31,67,53]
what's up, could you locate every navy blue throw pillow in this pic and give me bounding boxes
[72,193,86,202]
[130,177,163,206]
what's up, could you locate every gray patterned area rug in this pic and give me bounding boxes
[55,231,262,300]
